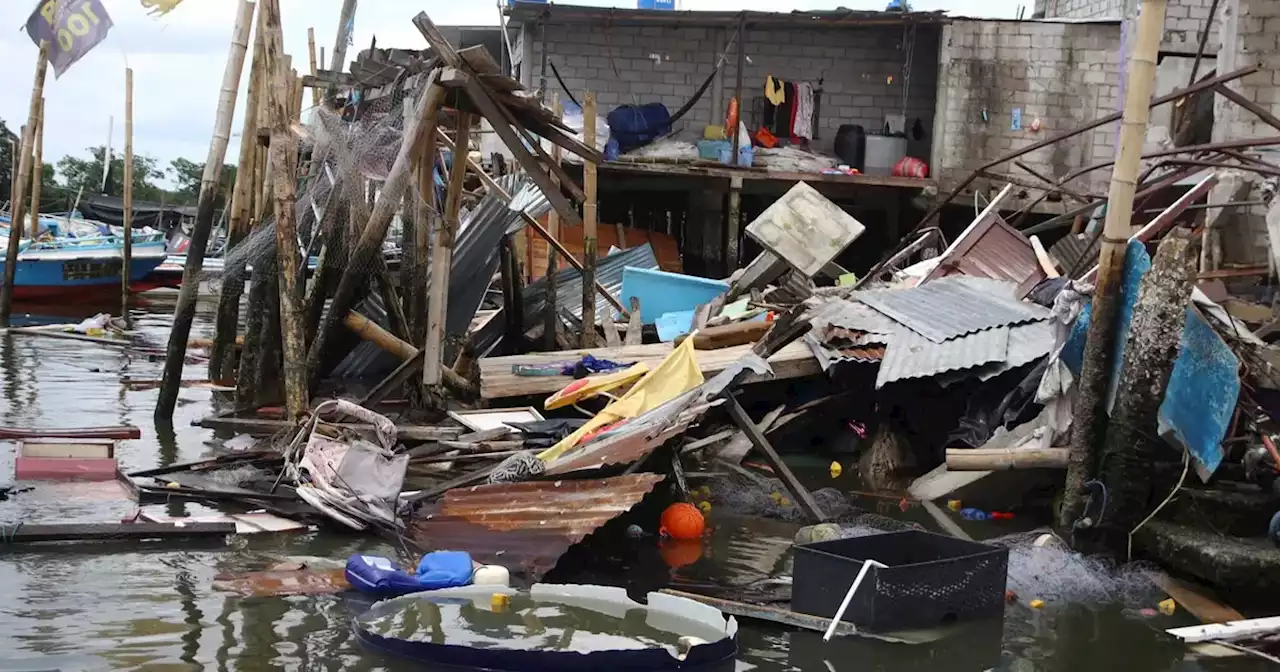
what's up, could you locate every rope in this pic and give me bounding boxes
[1128,447,1190,561]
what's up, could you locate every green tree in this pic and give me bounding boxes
[0,119,18,206]
[56,145,168,203]
[168,157,236,206]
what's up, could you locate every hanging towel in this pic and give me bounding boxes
[794,82,816,140]
[765,75,786,106]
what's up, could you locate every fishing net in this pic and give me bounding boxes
[988,530,1163,609]
[706,471,920,532]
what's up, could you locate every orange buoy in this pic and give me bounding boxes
[660,503,706,541]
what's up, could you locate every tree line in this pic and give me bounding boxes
[0,118,235,215]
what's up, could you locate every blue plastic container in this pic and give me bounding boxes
[718,144,754,167]
[697,140,730,161]
[621,267,729,324]
[638,0,676,8]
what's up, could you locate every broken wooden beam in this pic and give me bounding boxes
[725,394,826,523]
[0,522,236,545]
[946,447,1069,471]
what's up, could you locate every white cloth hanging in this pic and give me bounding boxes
[794,82,816,140]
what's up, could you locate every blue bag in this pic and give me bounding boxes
[607,103,672,153]
[345,555,426,598]
[416,551,474,590]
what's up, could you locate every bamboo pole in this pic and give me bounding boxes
[0,41,50,329]
[210,2,265,380]
[259,0,307,420]
[28,99,43,238]
[122,70,134,322]
[947,447,1070,471]
[155,0,255,422]
[327,0,358,97]
[424,110,472,389]
[1059,0,1168,537]
[546,95,562,351]
[581,92,598,348]
[307,27,320,108]
[408,94,439,349]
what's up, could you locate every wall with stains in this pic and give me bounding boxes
[932,19,1123,197]
[1035,0,1220,55]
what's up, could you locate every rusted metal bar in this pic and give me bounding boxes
[1214,84,1280,134]
[1014,161,1094,201]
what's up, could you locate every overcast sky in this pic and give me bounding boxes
[0,0,1023,186]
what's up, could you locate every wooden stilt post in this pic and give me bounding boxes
[424,110,472,389]
[581,92,598,348]
[307,27,320,108]
[1059,0,1168,536]
[327,0,358,98]
[210,2,264,381]
[0,41,49,328]
[409,95,439,349]
[545,95,562,351]
[122,70,134,323]
[155,0,255,422]
[726,175,742,275]
[28,99,43,239]
[258,0,308,420]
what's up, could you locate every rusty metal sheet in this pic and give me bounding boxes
[408,474,665,579]
[923,211,1048,297]
[213,567,349,597]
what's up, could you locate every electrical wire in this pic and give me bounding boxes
[1128,447,1190,561]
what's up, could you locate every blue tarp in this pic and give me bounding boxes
[1061,240,1238,479]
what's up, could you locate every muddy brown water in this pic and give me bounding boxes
[0,297,1266,671]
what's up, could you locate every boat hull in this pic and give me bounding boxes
[1,251,168,302]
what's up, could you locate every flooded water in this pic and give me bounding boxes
[0,298,1266,671]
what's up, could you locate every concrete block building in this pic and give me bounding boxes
[503,0,1274,272]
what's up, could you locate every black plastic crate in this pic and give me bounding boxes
[792,530,1008,632]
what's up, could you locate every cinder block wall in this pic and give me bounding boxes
[521,20,941,160]
[1038,0,1219,54]
[1211,0,1280,265]
[932,19,1123,196]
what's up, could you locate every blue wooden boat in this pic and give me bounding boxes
[0,221,168,301]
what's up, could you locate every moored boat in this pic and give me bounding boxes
[0,227,169,301]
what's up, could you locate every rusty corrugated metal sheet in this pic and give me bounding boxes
[923,211,1047,296]
[407,474,665,579]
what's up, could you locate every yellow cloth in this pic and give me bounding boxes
[141,0,185,16]
[538,338,704,463]
[765,76,786,106]
[544,363,649,411]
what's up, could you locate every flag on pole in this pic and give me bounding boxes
[25,0,114,78]
[140,0,185,17]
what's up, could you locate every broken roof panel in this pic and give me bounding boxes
[922,210,1047,296]
[809,297,899,336]
[856,276,1051,344]
[407,474,665,579]
[935,320,1056,386]
[876,325,1011,388]
[805,331,887,372]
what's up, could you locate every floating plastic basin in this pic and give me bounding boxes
[354,583,738,671]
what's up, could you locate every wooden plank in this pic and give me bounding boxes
[598,160,935,189]
[726,394,826,523]
[1153,573,1245,625]
[196,415,460,441]
[0,522,236,544]
[458,45,502,75]
[0,426,141,440]
[946,447,1069,471]
[1167,616,1280,644]
[479,339,819,399]
[424,109,473,388]
[624,297,643,346]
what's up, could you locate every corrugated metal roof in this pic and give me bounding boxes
[804,331,886,372]
[1048,233,1100,277]
[856,276,1051,344]
[923,211,1047,295]
[332,174,551,378]
[809,297,899,336]
[876,325,1011,388]
[406,474,665,579]
[935,319,1055,386]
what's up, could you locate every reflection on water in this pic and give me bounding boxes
[0,298,1260,671]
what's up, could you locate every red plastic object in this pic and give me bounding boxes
[892,156,930,178]
[659,503,706,541]
[990,512,1016,521]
